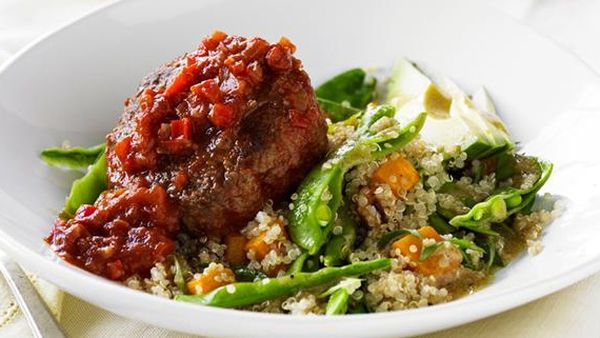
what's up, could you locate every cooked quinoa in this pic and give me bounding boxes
[129,128,557,314]
[113,59,557,315]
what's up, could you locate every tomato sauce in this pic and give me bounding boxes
[108,31,297,175]
[46,185,179,280]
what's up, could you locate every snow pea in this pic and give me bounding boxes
[323,203,358,267]
[175,258,391,309]
[289,106,426,254]
[319,278,362,315]
[63,150,107,216]
[325,288,350,315]
[450,159,553,235]
[41,143,105,170]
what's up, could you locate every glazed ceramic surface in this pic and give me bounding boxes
[1,0,599,336]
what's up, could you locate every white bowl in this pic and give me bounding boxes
[1,0,600,337]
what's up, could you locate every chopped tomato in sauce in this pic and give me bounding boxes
[45,185,179,280]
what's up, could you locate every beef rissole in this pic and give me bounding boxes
[46,32,328,280]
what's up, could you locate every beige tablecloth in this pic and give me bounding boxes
[1,0,599,337]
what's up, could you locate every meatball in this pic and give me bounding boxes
[106,32,328,237]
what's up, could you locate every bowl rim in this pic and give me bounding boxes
[1,0,600,334]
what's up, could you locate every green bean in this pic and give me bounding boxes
[63,150,107,216]
[323,203,358,267]
[289,106,426,255]
[41,143,105,170]
[486,239,497,270]
[285,252,309,275]
[325,288,349,315]
[315,68,377,122]
[320,278,361,315]
[175,258,391,308]
[449,238,485,253]
[450,159,552,235]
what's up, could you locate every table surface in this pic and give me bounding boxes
[1,0,599,337]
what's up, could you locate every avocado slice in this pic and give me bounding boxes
[387,59,513,159]
[441,80,513,158]
[387,58,451,118]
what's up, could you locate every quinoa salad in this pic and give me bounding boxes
[41,32,558,315]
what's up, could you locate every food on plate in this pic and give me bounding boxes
[42,31,558,314]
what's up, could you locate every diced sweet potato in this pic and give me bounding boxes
[391,226,460,276]
[225,233,248,265]
[372,155,420,196]
[244,231,271,261]
[186,263,235,295]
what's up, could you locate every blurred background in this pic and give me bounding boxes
[1,0,599,337]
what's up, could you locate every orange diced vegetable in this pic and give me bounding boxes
[225,233,248,265]
[391,226,442,261]
[391,232,423,261]
[417,225,443,242]
[244,222,287,261]
[244,231,271,261]
[391,226,461,276]
[417,248,462,276]
[186,264,235,295]
[372,155,420,196]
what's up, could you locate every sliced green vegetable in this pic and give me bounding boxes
[450,159,553,234]
[285,252,309,276]
[63,150,108,216]
[173,255,189,293]
[323,203,358,267]
[319,277,362,298]
[419,242,442,261]
[486,239,497,270]
[321,278,362,315]
[316,68,377,122]
[41,143,105,170]
[176,259,391,308]
[289,106,426,255]
[325,288,350,315]
[428,213,453,234]
[449,238,485,253]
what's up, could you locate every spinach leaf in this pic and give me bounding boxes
[316,68,376,122]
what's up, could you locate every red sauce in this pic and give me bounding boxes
[46,185,179,280]
[108,31,296,175]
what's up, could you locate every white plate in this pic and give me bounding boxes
[1,0,600,337]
